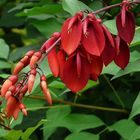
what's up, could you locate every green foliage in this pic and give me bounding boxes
[0,0,140,140]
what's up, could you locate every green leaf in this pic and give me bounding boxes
[65,132,99,140]
[112,59,140,80]
[102,62,120,75]
[129,127,140,140]
[0,60,11,69]
[129,92,140,119]
[31,18,61,38]
[5,130,23,140]
[21,120,46,140]
[0,128,8,137]
[0,73,10,78]
[0,39,9,59]
[62,0,92,15]
[109,119,138,140]
[131,27,140,47]
[43,106,71,140]
[60,114,104,132]
[80,80,99,93]
[17,4,62,16]
[103,19,117,35]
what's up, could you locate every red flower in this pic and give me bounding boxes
[61,12,83,55]
[82,14,105,56]
[62,50,90,92]
[114,37,130,69]
[116,0,135,44]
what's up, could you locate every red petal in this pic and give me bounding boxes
[102,37,116,66]
[13,62,24,75]
[47,48,59,77]
[89,55,103,80]
[82,20,105,56]
[114,39,130,69]
[61,18,82,55]
[76,52,81,77]
[116,10,135,44]
[121,5,126,27]
[62,55,90,92]
[102,25,115,47]
[57,50,66,79]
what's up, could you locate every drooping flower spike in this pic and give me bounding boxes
[1,0,139,120]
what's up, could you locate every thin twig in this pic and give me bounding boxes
[103,75,125,109]
[28,95,129,114]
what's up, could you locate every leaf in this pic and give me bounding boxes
[80,80,99,93]
[5,130,23,140]
[65,132,99,140]
[60,114,104,132]
[0,39,9,59]
[0,60,11,69]
[43,106,71,140]
[112,59,140,80]
[109,119,138,140]
[31,18,61,38]
[102,62,120,75]
[62,0,92,15]
[21,120,46,140]
[0,73,10,78]
[103,19,117,35]
[129,127,140,140]
[129,92,140,119]
[17,4,62,16]
[131,27,140,47]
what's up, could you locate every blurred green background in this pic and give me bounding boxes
[0,0,140,140]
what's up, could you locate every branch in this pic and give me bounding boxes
[28,95,129,114]
[93,1,140,14]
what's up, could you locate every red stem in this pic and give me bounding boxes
[93,1,140,14]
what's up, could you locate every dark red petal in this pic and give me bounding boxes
[47,48,59,77]
[102,38,116,66]
[89,55,103,80]
[114,39,130,69]
[61,18,82,55]
[121,5,126,27]
[62,55,90,92]
[82,20,105,56]
[116,10,135,44]
[76,52,81,77]
[115,35,121,54]
[102,25,115,47]
[57,50,66,79]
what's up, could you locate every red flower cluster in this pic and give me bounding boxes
[0,0,136,119]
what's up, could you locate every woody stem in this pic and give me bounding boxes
[28,95,129,114]
[93,1,140,14]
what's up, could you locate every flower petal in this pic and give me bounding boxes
[62,55,90,92]
[61,18,82,55]
[47,48,59,77]
[82,20,105,56]
[102,37,116,66]
[116,10,135,44]
[57,50,66,79]
[89,55,103,81]
[114,39,130,69]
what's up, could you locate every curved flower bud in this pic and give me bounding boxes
[28,69,36,93]
[40,75,52,105]
[29,51,42,68]
[1,75,18,97]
